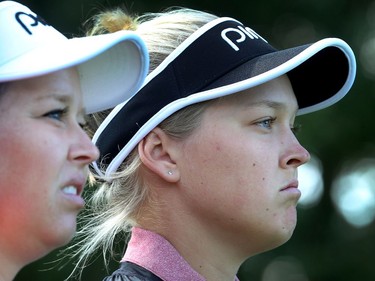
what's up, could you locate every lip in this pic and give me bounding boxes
[62,175,86,196]
[60,175,87,208]
[280,180,299,192]
[279,180,301,199]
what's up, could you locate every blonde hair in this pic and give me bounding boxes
[66,7,218,278]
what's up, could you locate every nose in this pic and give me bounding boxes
[68,127,100,165]
[280,134,311,168]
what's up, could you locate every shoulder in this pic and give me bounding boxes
[103,261,163,281]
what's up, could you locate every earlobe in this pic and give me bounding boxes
[138,127,180,182]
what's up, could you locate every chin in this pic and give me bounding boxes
[43,220,77,249]
[259,233,294,255]
[265,221,297,252]
[278,223,297,244]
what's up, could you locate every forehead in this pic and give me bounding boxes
[6,68,79,94]
[0,68,82,110]
[214,75,297,108]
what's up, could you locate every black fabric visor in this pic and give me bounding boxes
[94,18,352,173]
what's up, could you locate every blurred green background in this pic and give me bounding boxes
[12,0,375,280]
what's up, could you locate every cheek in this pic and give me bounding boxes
[231,158,278,212]
[0,124,63,185]
[0,132,52,218]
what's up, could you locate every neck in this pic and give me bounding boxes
[161,221,242,281]
[139,198,245,281]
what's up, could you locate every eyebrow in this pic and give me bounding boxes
[36,93,86,115]
[246,99,299,115]
[36,93,71,103]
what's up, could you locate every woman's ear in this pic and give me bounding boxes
[138,127,180,182]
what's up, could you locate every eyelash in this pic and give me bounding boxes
[256,118,301,135]
[79,122,90,131]
[257,118,276,129]
[291,123,302,135]
[44,108,67,121]
[44,108,87,129]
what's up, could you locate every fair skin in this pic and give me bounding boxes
[0,68,99,281]
[138,75,310,281]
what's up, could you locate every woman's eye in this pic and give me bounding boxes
[79,122,90,131]
[44,108,67,121]
[291,123,302,135]
[257,118,275,129]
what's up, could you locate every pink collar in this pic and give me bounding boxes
[122,227,240,281]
